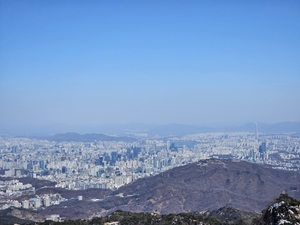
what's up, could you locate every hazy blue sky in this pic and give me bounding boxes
[1,0,299,131]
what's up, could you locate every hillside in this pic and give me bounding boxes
[5,195,300,225]
[0,208,34,225]
[36,187,111,200]
[114,159,300,214]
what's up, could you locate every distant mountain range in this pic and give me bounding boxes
[1,121,300,137]
[219,121,300,133]
[38,132,137,142]
[148,121,300,136]
[147,123,211,136]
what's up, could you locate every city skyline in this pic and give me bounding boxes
[1,1,300,132]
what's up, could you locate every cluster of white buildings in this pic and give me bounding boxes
[0,179,83,210]
[0,180,33,196]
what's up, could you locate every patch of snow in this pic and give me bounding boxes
[277,219,291,224]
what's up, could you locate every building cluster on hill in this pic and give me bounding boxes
[0,179,33,196]
[0,179,83,210]
[0,132,299,191]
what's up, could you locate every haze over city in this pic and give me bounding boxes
[1,1,299,134]
[1,3,300,224]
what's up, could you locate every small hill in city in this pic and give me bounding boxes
[114,159,300,214]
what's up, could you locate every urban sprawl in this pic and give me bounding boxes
[0,132,299,212]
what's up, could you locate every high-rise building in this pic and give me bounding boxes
[111,152,118,164]
[33,199,41,208]
[22,200,29,209]
[249,149,255,159]
[43,198,50,207]
[39,161,45,170]
[33,164,39,172]
[170,143,177,151]
[259,142,267,160]
[259,142,266,153]
[12,146,18,153]
[133,147,142,158]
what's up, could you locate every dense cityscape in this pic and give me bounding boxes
[1,0,299,224]
[0,129,299,212]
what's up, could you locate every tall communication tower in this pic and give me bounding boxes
[255,122,258,140]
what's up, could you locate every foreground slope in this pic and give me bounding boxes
[12,195,300,225]
[114,159,300,213]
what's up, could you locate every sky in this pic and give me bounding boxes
[0,0,300,133]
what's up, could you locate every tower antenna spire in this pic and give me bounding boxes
[255,122,258,140]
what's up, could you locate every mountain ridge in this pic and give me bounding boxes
[3,121,300,137]
[37,132,137,142]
